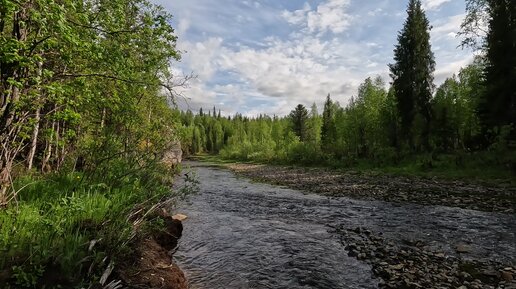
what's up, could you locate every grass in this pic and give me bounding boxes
[0,165,178,288]
[350,152,516,186]
[191,151,516,187]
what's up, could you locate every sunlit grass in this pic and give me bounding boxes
[0,168,175,287]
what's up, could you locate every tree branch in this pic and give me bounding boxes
[55,72,195,101]
[66,19,145,36]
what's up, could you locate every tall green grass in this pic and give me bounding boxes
[0,167,177,288]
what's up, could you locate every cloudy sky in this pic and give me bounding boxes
[151,0,474,116]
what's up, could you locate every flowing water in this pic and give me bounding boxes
[173,162,516,289]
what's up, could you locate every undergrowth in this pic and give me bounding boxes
[0,163,184,288]
[198,148,516,186]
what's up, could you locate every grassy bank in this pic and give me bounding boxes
[192,152,516,187]
[0,164,182,288]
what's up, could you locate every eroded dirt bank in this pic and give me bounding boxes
[228,163,516,214]
[174,162,516,289]
[117,210,187,289]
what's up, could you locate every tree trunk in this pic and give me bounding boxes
[26,107,41,170]
[42,119,55,173]
[26,62,44,170]
[57,123,66,170]
[0,3,30,205]
[0,164,11,206]
[55,120,60,159]
[101,108,106,128]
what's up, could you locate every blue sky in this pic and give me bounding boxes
[151,0,474,116]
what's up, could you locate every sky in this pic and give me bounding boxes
[151,0,474,116]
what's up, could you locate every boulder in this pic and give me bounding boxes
[162,141,183,168]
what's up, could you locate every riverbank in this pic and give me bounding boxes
[220,162,516,214]
[118,209,187,289]
[0,170,188,288]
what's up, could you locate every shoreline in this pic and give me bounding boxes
[219,162,516,214]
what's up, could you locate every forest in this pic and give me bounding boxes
[0,0,186,287]
[179,1,515,181]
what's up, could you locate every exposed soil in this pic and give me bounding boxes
[117,211,188,289]
[227,163,516,214]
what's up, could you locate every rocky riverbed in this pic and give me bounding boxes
[174,162,515,289]
[332,225,516,289]
[228,163,516,214]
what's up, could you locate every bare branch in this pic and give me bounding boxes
[55,72,196,105]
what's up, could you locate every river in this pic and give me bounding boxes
[173,162,516,289]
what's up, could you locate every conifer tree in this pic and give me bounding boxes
[389,0,435,149]
[289,104,309,141]
[480,0,516,141]
[321,94,337,150]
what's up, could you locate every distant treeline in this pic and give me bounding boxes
[179,0,515,172]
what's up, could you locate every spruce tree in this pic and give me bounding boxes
[480,0,516,141]
[321,94,337,150]
[389,0,435,150]
[289,104,309,141]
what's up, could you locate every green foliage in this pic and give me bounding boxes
[11,265,45,288]
[0,0,182,202]
[306,103,322,145]
[289,104,309,141]
[0,0,186,287]
[0,163,177,287]
[335,77,388,158]
[321,94,337,151]
[431,60,483,151]
[389,0,435,150]
[481,0,516,142]
[180,70,513,181]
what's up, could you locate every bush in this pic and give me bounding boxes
[287,143,324,165]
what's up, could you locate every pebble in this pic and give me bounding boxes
[337,226,514,289]
[501,271,514,282]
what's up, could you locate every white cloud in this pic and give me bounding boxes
[422,0,452,11]
[175,79,215,110]
[282,3,311,26]
[159,0,474,116]
[174,22,399,115]
[177,18,190,36]
[434,55,474,84]
[368,8,383,17]
[179,37,223,79]
[283,0,353,34]
[431,14,465,40]
[177,32,387,115]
